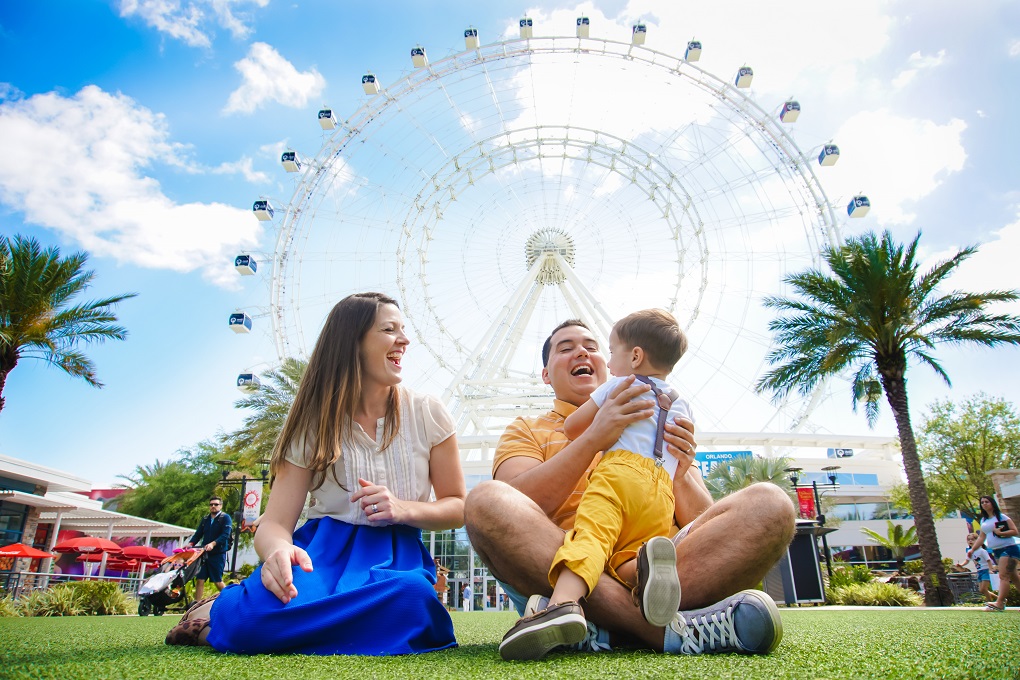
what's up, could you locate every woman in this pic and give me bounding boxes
[968,495,1019,612]
[167,292,466,654]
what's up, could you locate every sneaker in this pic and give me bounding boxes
[522,595,611,653]
[665,589,782,655]
[499,601,588,661]
[635,536,682,627]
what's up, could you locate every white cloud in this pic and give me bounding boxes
[1009,39,1020,57]
[210,156,271,184]
[822,109,967,225]
[223,43,326,115]
[0,85,261,286]
[930,214,1020,314]
[892,49,947,89]
[118,0,268,47]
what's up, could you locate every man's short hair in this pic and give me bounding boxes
[542,319,591,366]
[209,496,222,503]
[613,309,687,371]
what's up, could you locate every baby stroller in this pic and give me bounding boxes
[137,549,205,616]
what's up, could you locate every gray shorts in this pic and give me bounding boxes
[502,518,697,616]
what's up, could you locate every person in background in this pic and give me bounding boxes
[462,582,473,612]
[184,496,232,601]
[956,532,997,602]
[968,495,1019,612]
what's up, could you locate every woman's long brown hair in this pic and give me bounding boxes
[270,292,402,490]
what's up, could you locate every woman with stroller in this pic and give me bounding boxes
[166,292,466,654]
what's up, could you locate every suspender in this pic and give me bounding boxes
[634,375,678,466]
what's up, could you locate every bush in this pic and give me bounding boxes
[829,582,923,607]
[64,581,132,615]
[18,586,84,617]
[0,596,21,618]
[902,560,923,574]
[827,564,874,590]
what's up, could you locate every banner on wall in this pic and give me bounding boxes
[796,487,816,519]
[241,480,263,530]
[694,450,753,477]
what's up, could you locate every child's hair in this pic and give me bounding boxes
[542,319,591,367]
[979,495,1003,520]
[270,292,402,490]
[966,532,978,541]
[613,309,687,371]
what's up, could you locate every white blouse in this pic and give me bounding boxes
[285,386,456,525]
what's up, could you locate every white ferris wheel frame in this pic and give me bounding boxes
[268,34,843,448]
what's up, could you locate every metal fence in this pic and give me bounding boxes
[0,570,144,599]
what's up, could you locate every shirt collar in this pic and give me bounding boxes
[551,398,580,419]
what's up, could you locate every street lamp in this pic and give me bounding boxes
[216,458,270,578]
[784,465,841,578]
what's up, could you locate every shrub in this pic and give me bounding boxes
[0,595,21,618]
[828,564,874,589]
[18,586,84,617]
[64,581,131,615]
[902,559,923,574]
[829,582,923,607]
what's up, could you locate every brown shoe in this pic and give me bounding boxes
[499,601,587,661]
[165,617,210,646]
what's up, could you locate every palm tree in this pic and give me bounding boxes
[706,455,793,500]
[0,235,136,413]
[756,230,1020,606]
[860,521,918,573]
[221,357,307,468]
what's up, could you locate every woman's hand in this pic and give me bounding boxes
[261,544,313,604]
[351,478,405,525]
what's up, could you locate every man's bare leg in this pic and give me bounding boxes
[466,480,795,651]
[674,482,796,609]
[466,480,660,648]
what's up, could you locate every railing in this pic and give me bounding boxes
[0,570,145,599]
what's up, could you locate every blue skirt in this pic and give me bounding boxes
[206,517,456,655]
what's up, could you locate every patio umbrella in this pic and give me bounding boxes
[0,542,54,559]
[53,537,123,555]
[121,545,167,562]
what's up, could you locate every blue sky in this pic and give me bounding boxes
[2,0,1019,486]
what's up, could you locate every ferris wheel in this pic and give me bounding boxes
[250,19,853,451]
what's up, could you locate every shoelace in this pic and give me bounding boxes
[672,602,739,654]
[573,622,612,653]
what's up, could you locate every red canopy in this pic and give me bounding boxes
[53,537,123,555]
[0,542,54,559]
[121,545,167,562]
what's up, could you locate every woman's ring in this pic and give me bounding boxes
[371,503,378,514]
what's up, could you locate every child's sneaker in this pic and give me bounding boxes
[635,535,681,627]
[499,601,587,661]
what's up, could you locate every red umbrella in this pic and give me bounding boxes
[107,558,140,571]
[0,542,54,559]
[121,545,167,562]
[53,537,123,555]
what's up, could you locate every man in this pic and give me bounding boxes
[465,320,796,657]
[185,496,233,601]
[462,583,473,612]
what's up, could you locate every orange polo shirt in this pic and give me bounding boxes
[492,399,602,531]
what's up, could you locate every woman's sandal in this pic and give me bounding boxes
[983,603,1004,612]
[165,593,220,646]
[165,617,211,646]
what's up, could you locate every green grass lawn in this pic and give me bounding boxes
[1,609,1017,679]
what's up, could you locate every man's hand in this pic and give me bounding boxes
[663,416,697,476]
[583,375,654,452]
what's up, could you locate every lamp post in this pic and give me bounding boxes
[216,459,270,578]
[785,465,840,578]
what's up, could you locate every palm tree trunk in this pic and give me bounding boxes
[880,369,954,606]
